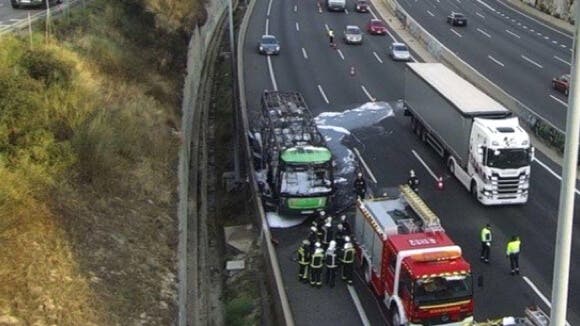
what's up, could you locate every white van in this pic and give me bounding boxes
[326,0,346,11]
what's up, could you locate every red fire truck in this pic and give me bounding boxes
[354,185,474,326]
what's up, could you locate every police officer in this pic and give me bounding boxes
[325,241,339,287]
[297,240,311,282]
[408,169,419,193]
[480,224,492,263]
[310,242,325,287]
[354,172,367,199]
[341,237,355,284]
[506,235,521,275]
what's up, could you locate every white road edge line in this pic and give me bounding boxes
[476,12,485,18]
[427,10,435,16]
[522,276,572,326]
[521,54,543,68]
[347,285,371,326]
[450,28,462,38]
[361,85,376,102]
[296,22,300,31]
[477,28,491,38]
[412,150,438,180]
[354,148,378,183]
[534,158,580,195]
[505,29,521,38]
[549,95,568,107]
[267,0,272,16]
[373,51,383,63]
[554,55,571,66]
[294,5,297,12]
[477,0,496,12]
[265,19,270,34]
[488,55,505,67]
[369,8,378,20]
[267,57,278,91]
[385,28,398,42]
[337,49,345,60]
[317,84,330,104]
[302,47,308,59]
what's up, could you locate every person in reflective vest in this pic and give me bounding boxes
[341,238,355,284]
[310,242,325,287]
[335,223,346,249]
[325,241,338,287]
[328,29,335,46]
[506,235,521,275]
[322,221,333,249]
[297,240,311,283]
[354,172,367,199]
[480,224,492,263]
[308,226,319,253]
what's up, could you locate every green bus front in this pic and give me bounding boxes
[277,146,334,216]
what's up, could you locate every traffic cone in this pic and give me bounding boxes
[350,66,356,76]
[436,176,444,190]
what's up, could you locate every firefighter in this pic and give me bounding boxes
[328,28,335,46]
[325,241,339,287]
[408,169,419,193]
[335,223,346,249]
[322,221,333,249]
[354,172,367,199]
[297,240,311,282]
[308,226,319,252]
[480,224,492,263]
[340,215,352,236]
[310,242,325,287]
[341,237,355,284]
[506,235,521,275]
[316,211,327,230]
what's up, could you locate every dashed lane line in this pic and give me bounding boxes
[296,22,300,31]
[361,85,376,102]
[505,29,520,38]
[521,54,543,68]
[427,10,435,16]
[488,55,504,67]
[337,49,345,60]
[554,55,571,66]
[477,28,491,38]
[412,150,438,180]
[347,285,371,326]
[373,51,383,63]
[317,84,330,104]
[267,57,278,91]
[267,0,272,16]
[450,28,462,38]
[302,47,308,59]
[534,158,580,195]
[294,4,297,12]
[522,276,572,326]
[354,147,378,183]
[549,95,568,107]
[265,18,270,34]
[476,12,485,18]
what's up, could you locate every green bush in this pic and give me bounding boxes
[21,48,74,87]
[225,296,255,326]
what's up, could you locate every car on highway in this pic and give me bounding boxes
[11,0,62,8]
[257,35,280,55]
[447,12,467,26]
[343,25,363,44]
[389,42,411,61]
[367,19,387,35]
[354,0,369,13]
[552,74,570,96]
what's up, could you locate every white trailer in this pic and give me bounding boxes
[404,63,534,205]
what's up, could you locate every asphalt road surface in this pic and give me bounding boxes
[242,0,580,324]
[398,0,573,130]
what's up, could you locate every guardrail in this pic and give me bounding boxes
[236,0,296,324]
[383,0,567,153]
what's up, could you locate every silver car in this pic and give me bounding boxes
[389,42,411,61]
[258,35,280,55]
[11,0,62,8]
[343,25,363,45]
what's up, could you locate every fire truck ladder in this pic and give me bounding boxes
[399,184,444,232]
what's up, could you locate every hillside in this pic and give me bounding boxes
[0,0,202,324]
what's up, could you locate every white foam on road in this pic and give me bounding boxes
[266,212,309,228]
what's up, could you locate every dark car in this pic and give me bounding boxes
[447,12,467,26]
[367,19,387,35]
[552,74,570,96]
[355,0,369,13]
[258,35,280,55]
[11,0,62,9]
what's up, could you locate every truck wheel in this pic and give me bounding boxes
[391,307,403,326]
[470,181,478,200]
[447,157,455,174]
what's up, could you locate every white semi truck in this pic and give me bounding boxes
[404,63,533,205]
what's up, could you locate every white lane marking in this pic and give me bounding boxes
[544,36,550,39]
[318,84,330,104]
[477,28,491,38]
[265,19,270,34]
[385,28,398,42]
[427,10,435,16]
[505,15,510,19]
[517,22,521,26]
[506,29,521,38]
[373,51,383,63]
[488,55,504,67]
[476,12,485,18]
[361,85,376,101]
[345,8,349,14]
[521,55,543,68]
[337,49,345,60]
[412,150,438,180]
[535,159,580,195]
[530,29,535,32]
[560,44,567,48]
[523,25,528,29]
[267,57,278,91]
[369,7,378,19]
[477,0,496,11]
[450,29,462,38]
[325,24,330,32]
[302,47,309,59]
[267,0,273,16]
[537,32,542,36]
[522,276,572,326]
[554,55,571,65]
[550,95,568,107]
[354,148,378,183]
[296,22,300,31]
[552,40,558,44]
[512,19,516,22]
[294,5,297,12]
[347,285,371,326]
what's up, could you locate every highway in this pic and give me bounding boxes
[0,0,69,35]
[240,0,580,325]
[397,0,573,130]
